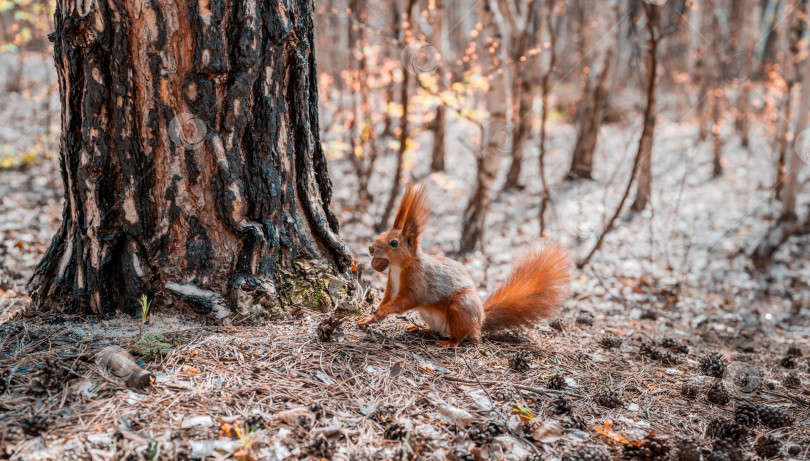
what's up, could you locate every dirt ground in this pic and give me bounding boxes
[1,53,810,460]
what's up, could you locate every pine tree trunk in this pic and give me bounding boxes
[734,0,759,148]
[459,0,509,254]
[503,77,532,188]
[567,45,613,181]
[751,1,810,267]
[503,0,539,190]
[29,0,354,320]
[430,0,447,172]
[631,4,659,213]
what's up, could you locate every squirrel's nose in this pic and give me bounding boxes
[368,245,374,255]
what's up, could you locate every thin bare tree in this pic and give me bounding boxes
[631,3,660,212]
[460,0,511,253]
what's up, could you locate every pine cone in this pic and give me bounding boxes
[640,343,678,364]
[780,355,797,369]
[451,450,476,461]
[640,309,659,320]
[672,439,701,461]
[786,347,803,358]
[595,389,623,409]
[660,338,689,354]
[306,434,335,459]
[547,374,567,390]
[384,422,408,441]
[552,395,572,414]
[782,373,801,388]
[757,405,792,428]
[309,402,325,420]
[640,343,663,360]
[561,413,588,431]
[492,387,512,401]
[706,418,746,443]
[709,439,744,461]
[601,333,623,349]
[733,403,759,427]
[623,433,670,460]
[21,415,49,437]
[0,368,10,394]
[244,414,266,431]
[706,381,730,406]
[681,380,700,399]
[660,351,680,365]
[316,315,344,342]
[699,353,727,378]
[370,404,397,425]
[30,359,70,396]
[562,446,611,461]
[509,351,533,372]
[638,437,670,461]
[575,312,594,326]
[550,318,566,331]
[468,419,505,443]
[754,434,781,459]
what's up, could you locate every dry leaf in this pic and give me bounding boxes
[595,419,631,445]
[219,416,240,438]
[350,260,361,273]
[181,365,200,375]
[275,406,315,427]
[181,415,214,428]
[389,361,403,378]
[530,420,563,444]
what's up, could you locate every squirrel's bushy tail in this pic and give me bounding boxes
[482,241,570,333]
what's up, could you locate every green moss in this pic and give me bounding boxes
[132,333,172,362]
[232,259,366,323]
[276,259,335,313]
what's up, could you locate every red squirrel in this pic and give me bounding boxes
[357,184,571,347]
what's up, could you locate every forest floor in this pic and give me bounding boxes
[1,52,810,460]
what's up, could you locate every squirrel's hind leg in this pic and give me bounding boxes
[405,323,425,333]
[445,296,484,345]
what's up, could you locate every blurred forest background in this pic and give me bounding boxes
[0,0,809,322]
[1,1,810,459]
[1,0,810,295]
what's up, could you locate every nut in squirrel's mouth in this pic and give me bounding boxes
[371,257,389,272]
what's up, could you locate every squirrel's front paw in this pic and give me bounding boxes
[356,316,376,327]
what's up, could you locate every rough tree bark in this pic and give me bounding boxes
[29,0,355,320]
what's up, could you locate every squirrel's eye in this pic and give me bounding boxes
[389,240,399,248]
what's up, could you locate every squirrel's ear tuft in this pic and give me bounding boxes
[393,184,430,243]
[404,219,419,248]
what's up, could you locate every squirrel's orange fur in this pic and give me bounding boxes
[359,184,570,347]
